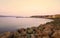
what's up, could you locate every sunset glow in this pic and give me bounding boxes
[0,0,60,16]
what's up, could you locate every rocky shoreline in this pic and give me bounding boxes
[0,19,60,38]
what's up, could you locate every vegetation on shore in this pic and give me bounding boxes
[0,19,60,38]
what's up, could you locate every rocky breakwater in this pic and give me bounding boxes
[0,19,60,38]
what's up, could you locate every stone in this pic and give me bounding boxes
[52,30,60,38]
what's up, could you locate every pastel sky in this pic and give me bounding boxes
[0,0,60,16]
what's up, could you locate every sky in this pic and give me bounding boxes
[0,0,60,16]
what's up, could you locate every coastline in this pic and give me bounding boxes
[0,18,60,38]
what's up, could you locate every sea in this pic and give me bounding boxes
[0,17,53,33]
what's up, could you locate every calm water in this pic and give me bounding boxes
[0,17,53,33]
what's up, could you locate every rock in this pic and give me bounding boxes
[34,34,42,38]
[26,34,31,38]
[45,24,54,29]
[52,30,60,38]
[27,28,33,34]
[0,32,11,38]
[38,25,44,31]
[13,32,21,38]
[31,34,35,38]
[18,28,26,34]
[42,35,50,38]
[42,27,53,36]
